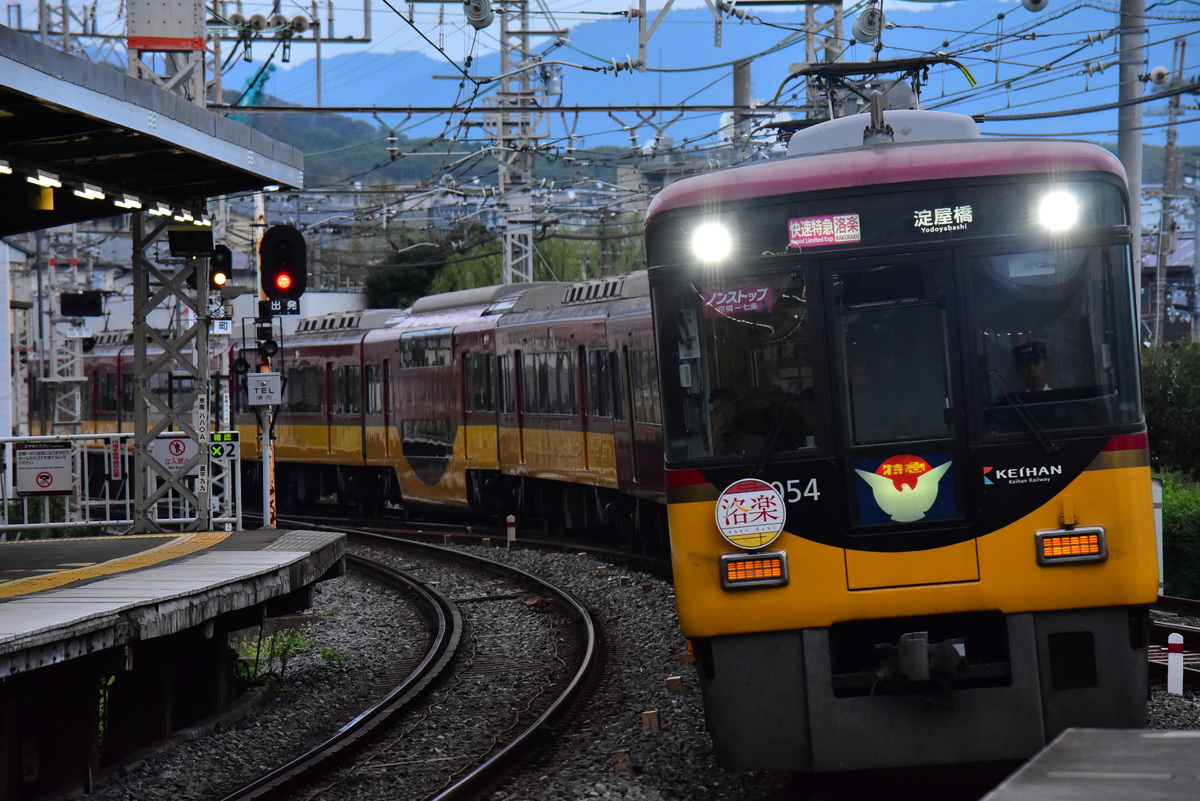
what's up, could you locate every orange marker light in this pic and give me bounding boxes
[720,551,789,590]
[1035,526,1107,565]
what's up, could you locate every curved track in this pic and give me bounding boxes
[218,523,602,801]
[217,552,462,801]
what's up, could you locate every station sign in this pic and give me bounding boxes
[14,441,73,495]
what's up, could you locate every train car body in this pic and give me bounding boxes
[219,276,665,545]
[644,110,1157,773]
[494,273,665,542]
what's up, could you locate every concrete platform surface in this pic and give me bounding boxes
[982,727,1200,800]
[0,529,345,677]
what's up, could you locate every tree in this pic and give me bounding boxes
[1141,342,1200,479]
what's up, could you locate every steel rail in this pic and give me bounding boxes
[216,552,463,801]
[345,530,603,801]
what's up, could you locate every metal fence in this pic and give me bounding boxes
[0,433,241,537]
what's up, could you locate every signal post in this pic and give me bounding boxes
[255,222,307,527]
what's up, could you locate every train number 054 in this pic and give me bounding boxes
[771,478,820,503]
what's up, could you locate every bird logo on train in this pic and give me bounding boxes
[855,455,952,523]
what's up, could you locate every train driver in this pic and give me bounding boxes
[1012,341,1051,392]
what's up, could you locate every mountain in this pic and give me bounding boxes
[221,8,805,149]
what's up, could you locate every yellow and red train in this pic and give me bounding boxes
[643,108,1158,772]
[69,274,668,551]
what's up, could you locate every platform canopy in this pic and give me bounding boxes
[0,24,303,237]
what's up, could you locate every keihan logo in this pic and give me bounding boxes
[856,455,952,523]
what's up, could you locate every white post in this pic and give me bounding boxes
[506,514,516,548]
[1168,632,1184,695]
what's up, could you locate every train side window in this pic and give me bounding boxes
[98,372,118,412]
[401,329,454,368]
[498,354,516,414]
[148,373,169,406]
[609,351,626,422]
[522,351,577,415]
[466,353,494,413]
[285,365,325,414]
[338,365,361,415]
[558,350,578,415]
[365,364,382,414]
[588,349,611,418]
[121,372,134,413]
[630,349,661,425]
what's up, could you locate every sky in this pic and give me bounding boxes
[223,0,1200,149]
[14,1,1199,150]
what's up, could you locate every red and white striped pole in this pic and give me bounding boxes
[1168,633,1184,695]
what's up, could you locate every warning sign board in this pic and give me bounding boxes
[152,436,200,476]
[15,441,73,496]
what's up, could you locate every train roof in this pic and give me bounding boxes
[408,282,557,315]
[293,308,402,335]
[646,111,1126,220]
[785,109,980,156]
[505,272,649,314]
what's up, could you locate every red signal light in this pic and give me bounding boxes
[259,225,307,302]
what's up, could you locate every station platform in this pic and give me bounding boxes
[0,528,345,800]
[982,727,1200,800]
[0,528,345,677]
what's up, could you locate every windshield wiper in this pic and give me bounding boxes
[986,368,1059,455]
[754,383,804,474]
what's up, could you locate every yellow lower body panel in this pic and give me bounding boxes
[672,465,1159,638]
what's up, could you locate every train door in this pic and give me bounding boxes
[611,346,639,486]
[514,349,527,464]
[577,345,590,471]
[827,253,975,589]
[324,361,334,454]
[462,350,497,462]
[382,360,391,458]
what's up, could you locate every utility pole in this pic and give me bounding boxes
[1118,0,1145,308]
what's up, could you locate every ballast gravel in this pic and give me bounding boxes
[86,543,1200,801]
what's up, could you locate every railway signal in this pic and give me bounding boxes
[210,245,232,289]
[60,290,103,317]
[260,224,307,302]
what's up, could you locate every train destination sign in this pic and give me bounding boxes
[14,441,73,496]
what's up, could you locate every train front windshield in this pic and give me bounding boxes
[663,271,819,459]
[651,182,1142,464]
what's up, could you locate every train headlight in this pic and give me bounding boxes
[1035,526,1107,565]
[692,222,733,263]
[1037,190,1079,231]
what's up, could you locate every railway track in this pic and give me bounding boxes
[1150,595,1200,691]
[216,527,601,801]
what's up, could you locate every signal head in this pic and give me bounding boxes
[259,224,307,302]
[210,244,233,289]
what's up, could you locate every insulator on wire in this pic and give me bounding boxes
[463,0,494,30]
[852,7,885,43]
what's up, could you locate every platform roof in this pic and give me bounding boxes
[0,25,304,237]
